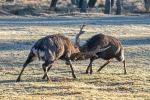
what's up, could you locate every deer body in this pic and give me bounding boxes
[84,34,124,61]
[75,25,126,74]
[16,34,79,82]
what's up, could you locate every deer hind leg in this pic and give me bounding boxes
[123,60,127,74]
[86,58,94,74]
[16,51,36,82]
[97,60,110,72]
[117,50,127,74]
[119,50,126,74]
[16,65,27,82]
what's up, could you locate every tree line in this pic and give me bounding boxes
[50,0,122,14]
[5,0,150,14]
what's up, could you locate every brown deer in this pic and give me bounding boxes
[74,25,126,74]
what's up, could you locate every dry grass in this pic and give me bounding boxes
[0,20,150,100]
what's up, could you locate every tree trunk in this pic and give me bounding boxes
[144,0,150,12]
[79,0,88,12]
[50,0,58,9]
[6,0,14,2]
[116,0,121,15]
[111,0,114,7]
[88,0,97,8]
[71,0,79,6]
[104,0,111,14]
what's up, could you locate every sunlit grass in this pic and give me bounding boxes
[0,24,150,100]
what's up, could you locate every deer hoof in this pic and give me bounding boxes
[72,75,77,79]
[85,71,89,74]
[124,72,127,75]
[16,78,20,82]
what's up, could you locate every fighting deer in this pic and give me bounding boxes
[16,34,109,82]
[74,25,126,74]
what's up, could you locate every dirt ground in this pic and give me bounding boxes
[0,15,150,100]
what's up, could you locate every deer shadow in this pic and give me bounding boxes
[0,40,34,51]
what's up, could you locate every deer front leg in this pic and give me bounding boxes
[65,52,77,79]
[42,64,52,80]
[42,49,55,81]
[42,62,53,81]
[67,59,77,79]
[86,58,94,74]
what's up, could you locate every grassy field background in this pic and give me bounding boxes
[0,16,150,100]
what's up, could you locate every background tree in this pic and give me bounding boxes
[79,0,88,12]
[144,0,150,12]
[71,0,79,6]
[88,0,97,8]
[104,0,111,14]
[116,0,121,15]
[6,0,14,2]
[104,0,122,15]
[50,0,58,9]
[111,0,114,7]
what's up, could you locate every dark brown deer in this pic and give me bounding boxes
[16,34,80,82]
[16,34,109,82]
[74,25,126,74]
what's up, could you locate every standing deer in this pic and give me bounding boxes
[74,25,126,74]
[16,34,109,82]
[16,34,79,82]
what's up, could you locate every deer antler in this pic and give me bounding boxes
[79,24,86,33]
[75,24,86,47]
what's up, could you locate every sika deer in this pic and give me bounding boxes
[16,34,80,82]
[74,25,126,74]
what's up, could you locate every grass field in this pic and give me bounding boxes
[0,16,150,100]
